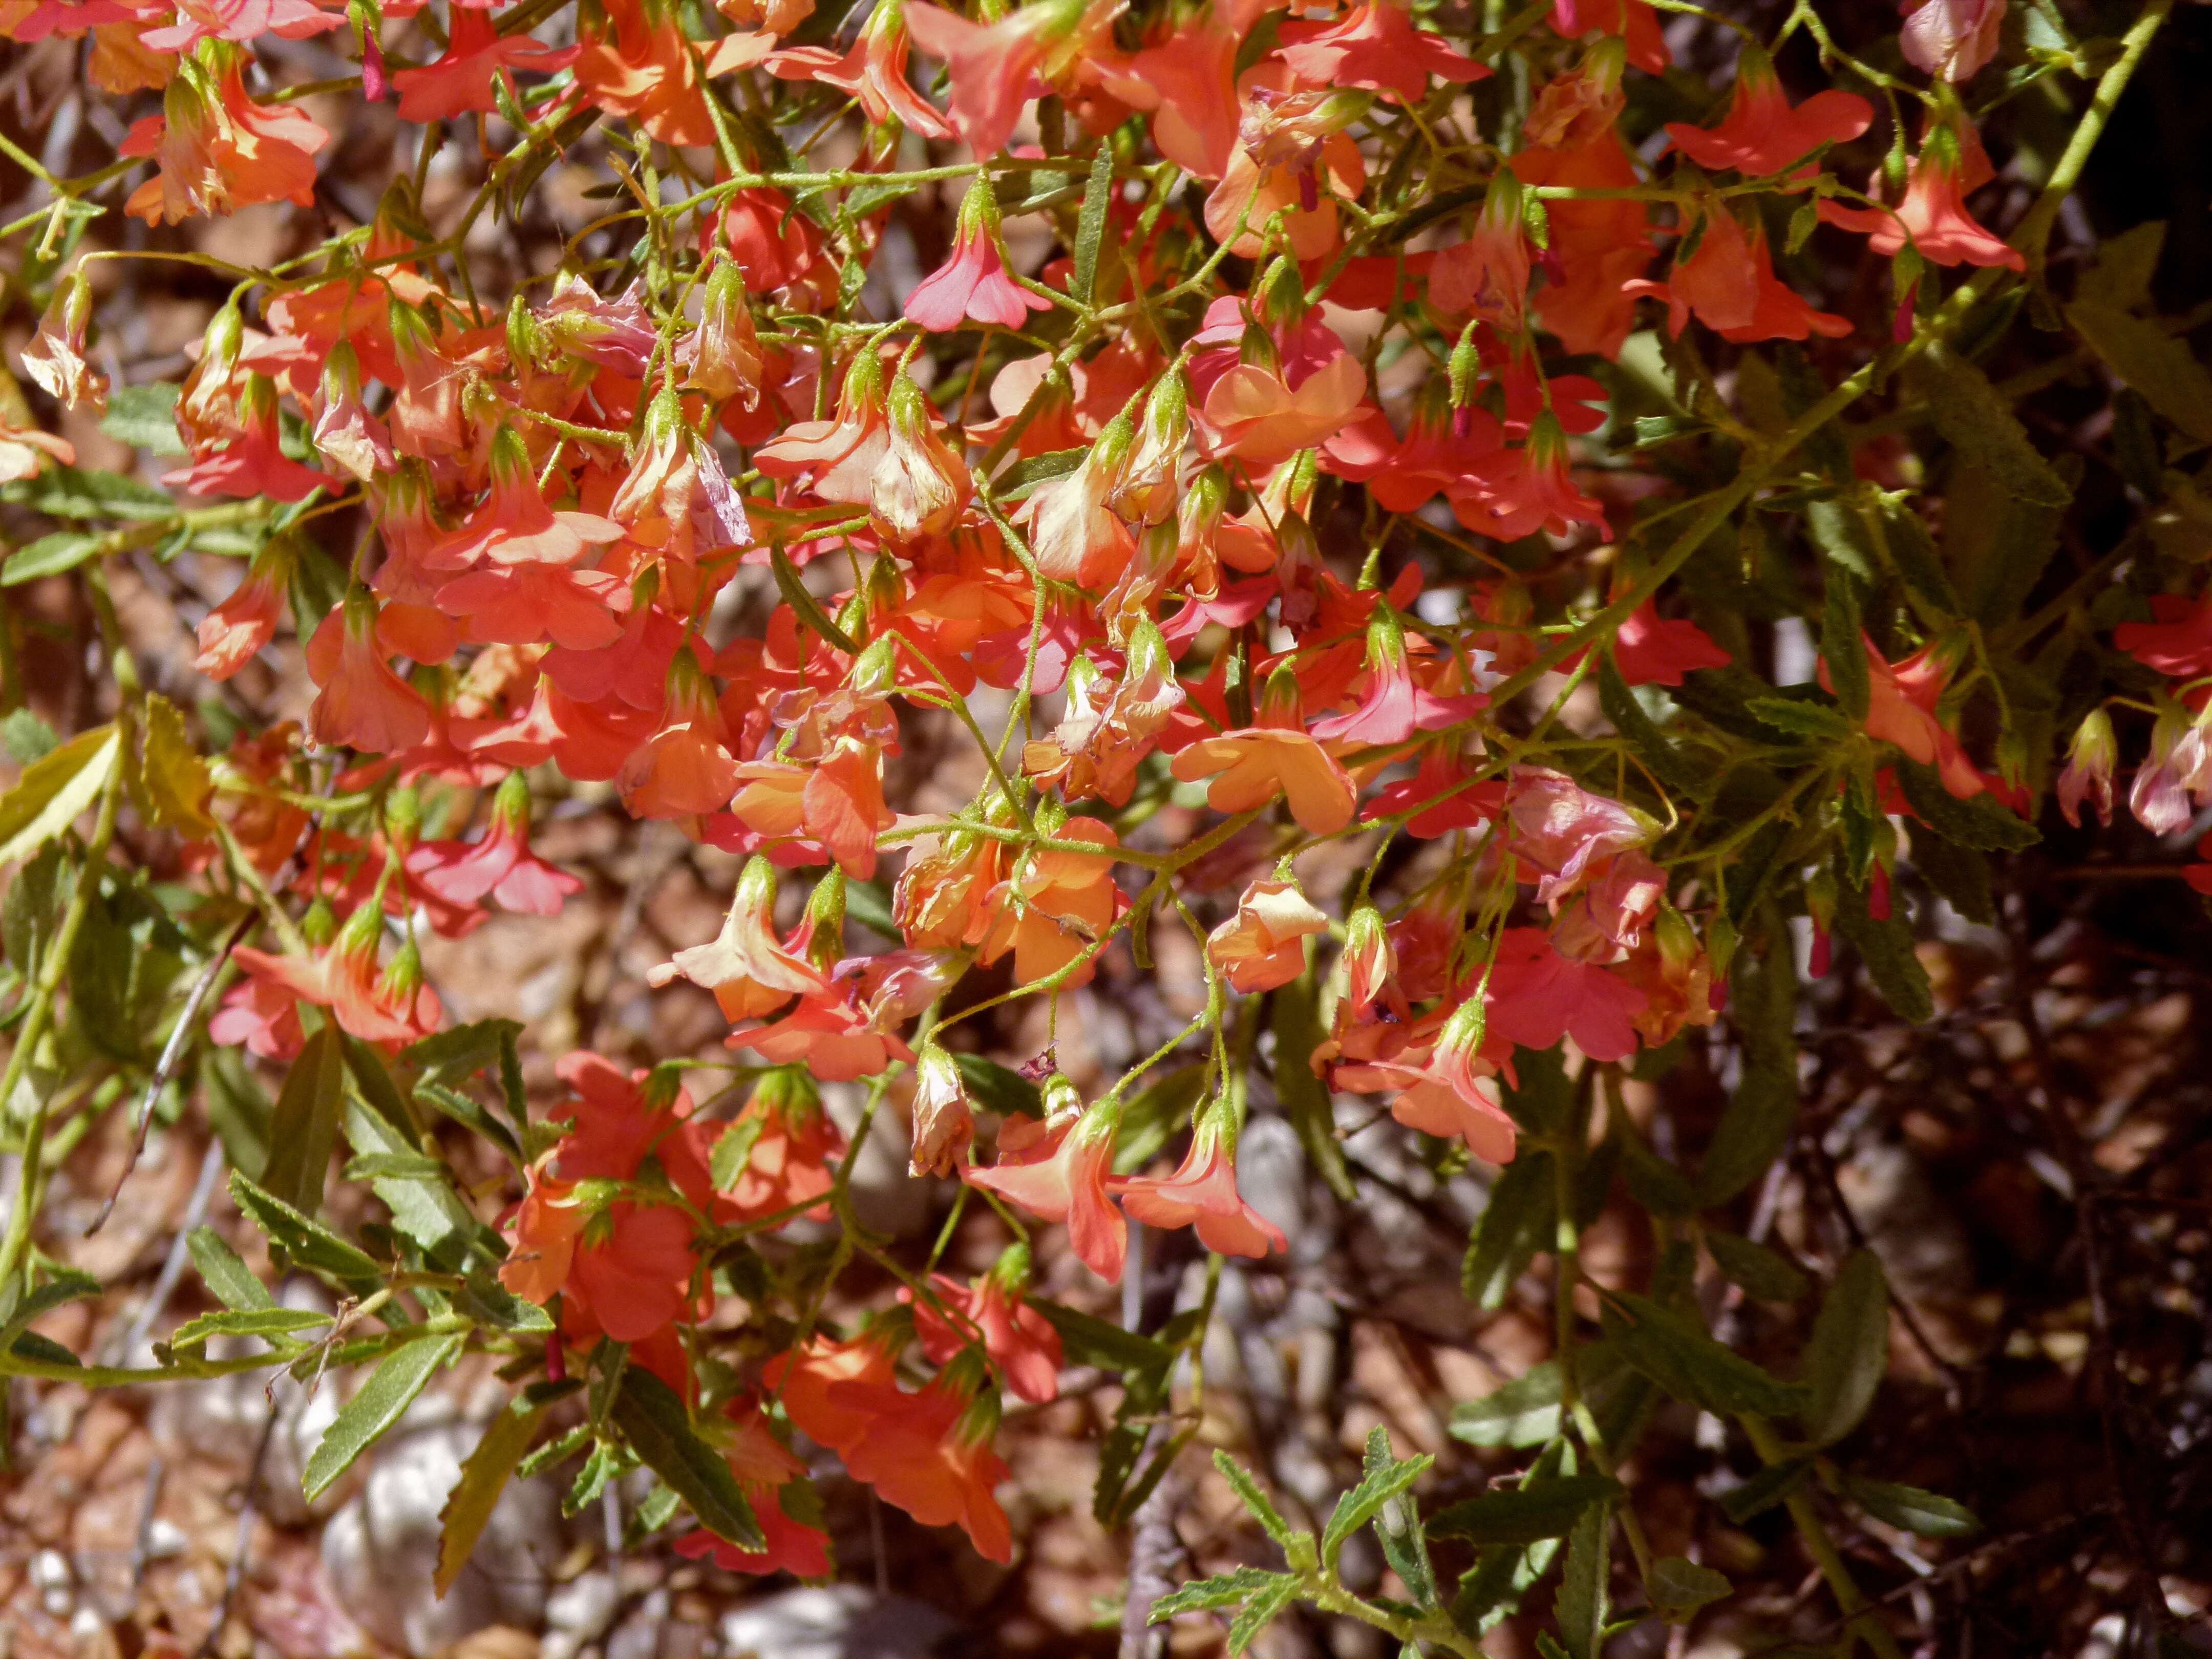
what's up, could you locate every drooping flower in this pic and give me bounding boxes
[2056,708,2117,828]
[871,371,972,543]
[768,0,950,137]
[964,1083,1126,1283]
[1822,633,1987,799]
[1274,0,1489,104]
[905,1248,1062,1403]
[903,0,1116,160]
[1817,119,2024,272]
[121,44,330,225]
[1202,347,1368,466]
[164,374,329,502]
[1172,667,1359,835]
[306,587,433,755]
[1664,44,1873,175]
[1607,601,1732,686]
[907,1039,976,1176]
[1429,169,1532,332]
[832,1359,1013,1562]
[1900,0,2006,83]
[905,178,1053,333]
[194,537,294,682]
[650,857,829,1022]
[1327,994,1517,1163]
[390,4,578,120]
[1205,877,1329,994]
[618,647,738,819]
[405,770,583,918]
[1625,207,1853,345]
[20,269,107,413]
[1110,1108,1288,1258]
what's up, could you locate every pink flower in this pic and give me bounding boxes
[905,180,1053,332]
[1899,0,2006,83]
[1110,1116,1288,1259]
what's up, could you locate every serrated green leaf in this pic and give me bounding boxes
[1226,1574,1301,1655]
[168,1306,331,1350]
[1822,575,1869,722]
[1890,758,2040,851]
[4,464,175,520]
[1697,935,1798,1207]
[1617,1126,1697,1217]
[437,1394,549,1594]
[1746,696,1853,741]
[1607,1293,1813,1418]
[2,530,99,586]
[262,1025,345,1217]
[99,382,187,455]
[0,1268,102,1350]
[1717,1456,1811,1523]
[1070,145,1115,308]
[1463,1152,1552,1310]
[1029,1296,1173,1373]
[1363,1425,1438,1608]
[1214,1451,1298,1549]
[1428,1475,1622,1546]
[770,545,859,655]
[1705,1231,1809,1303]
[2068,297,2212,444]
[1831,880,1934,1024]
[1271,967,1354,1201]
[0,724,119,868]
[1449,1363,1562,1449]
[1598,658,1704,797]
[135,693,214,835]
[952,1051,1043,1118]
[303,1333,462,1499]
[188,1227,272,1311]
[610,1367,764,1550]
[228,1171,381,1284]
[1647,1556,1732,1624]
[1556,1495,1609,1659]
[993,446,1086,501]
[1322,1433,1432,1568]
[1802,1249,1889,1445]
[1842,1476,1980,1538]
[1150,1565,1291,1621]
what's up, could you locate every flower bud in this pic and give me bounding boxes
[2056,707,2117,828]
[22,268,107,413]
[689,260,763,409]
[1110,372,1188,526]
[871,371,971,543]
[909,1040,974,1177]
[1342,902,1396,1016]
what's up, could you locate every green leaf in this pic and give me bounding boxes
[2,707,56,764]
[1214,1451,1299,1550]
[1746,696,1853,742]
[1070,145,1115,309]
[405,1018,525,1093]
[709,1110,769,1193]
[100,382,187,455]
[1449,1365,1563,1451]
[262,1025,346,1217]
[1889,759,2040,852]
[843,877,897,939]
[769,545,859,655]
[1225,1575,1302,1655]
[1429,1475,1622,1547]
[168,1306,332,1350]
[993,446,1085,501]
[228,1171,381,1284]
[952,1051,1043,1118]
[1617,1126,1697,1218]
[4,464,176,520]
[437,1394,549,1594]
[1322,1432,1433,1569]
[1697,938,1797,1209]
[1271,967,1355,1201]
[610,1367,764,1549]
[2076,221,2164,314]
[135,693,215,835]
[1151,1566,1292,1621]
[1802,1249,1889,1446]
[1362,1425,1438,1608]
[188,1227,272,1311]
[1598,658,1704,798]
[2,530,99,586]
[416,1082,525,1167]
[1606,1293,1813,1418]
[1821,574,1869,722]
[1831,879,1933,1024]
[1705,1231,1809,1303]
[2068,297,2212,444]
[0,724,119,869]
[1717,1456,1811,1524]
[1842,1476,1980,1538]
[303,1333,463,1499]
[1555,1495,1609,1659]
[1647,1556,1732,1625]
[1463,1152,1552,1311]
[0,1268,102,1349]
[1911,829,1995,925]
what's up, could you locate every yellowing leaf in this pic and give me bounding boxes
[0,724,119,868]
[136,694,214,836]
[2068,299,2212,445]
[436,1395,549,1597]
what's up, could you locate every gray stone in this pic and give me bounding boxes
[711,1585,958,1659]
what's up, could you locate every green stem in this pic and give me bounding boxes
[1742,1413,1906,1659]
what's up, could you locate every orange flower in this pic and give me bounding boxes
[754,348,889,506]
[833,1361,1012,1562]
[306,588,433,756]
[573,0,715,145]
[1205,877,1329,994]
[1202,349,1368,467]
[1017,413,1137,587]
[768,0,949,137]
[1822,633,1986,799]
[762,1326,903,1454]
[194,538,292,681]
[1429,170,1532,332]
[1205,123,1366,261]
[965,1085,1126,1283]
[648,855,829,1019]
[121,44,329,225]
[718,1067,847,1221]
[618,647,738,819]
[228,902,441,1049]
[871,371,972,543]
[1111,1113,1288,1259]
[498,1157,587,1305]
[730,735,894,878]
[1170,670,1358,835]
[904,0,1115,159]
[975,814,1125,987]
[905,1252,1062,1403]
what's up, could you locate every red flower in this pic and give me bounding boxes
[832,1364,1012,1563]
[904,0,1115,160]
[1205,878,1330,994]
[964,1090,1126,1283]
[1625,207,1852,345]
[1608,601,1731,687]
[1111,1115,1288,1259]
[1274,0,1489,104]
[194,539,292,681]
[390,5,577,121]
[566,1201,700,1343]
[769,0,949,136]
[1821,633,1987,799]
[404,770,582,918]
[1484,925,1648,1062]
[164,375,327,502]
[905,1260,1064,1405]
[647,855,829,1020]
[1817,121,2024,272]
[1664,45,1871,176]
[670,1402,831,1579]
[762,1327,902,1454]
[905,179,1052,332]
[306,588,432,756]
